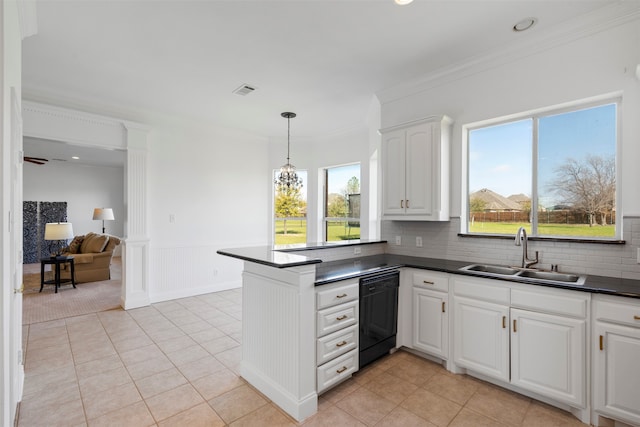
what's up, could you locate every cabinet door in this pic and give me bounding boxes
[593,322,640,426]
[405,123,435,216]
[510,308,585,407]
[454,296,509,382]
[413,287,448,359]
[381,129,406,216]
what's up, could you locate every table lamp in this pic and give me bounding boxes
[93,208,114,233]
[44,222,74,258]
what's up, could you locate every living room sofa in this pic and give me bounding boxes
[61,232,121,283]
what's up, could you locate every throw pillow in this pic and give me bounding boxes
[67,235,84,254]
[80,233,110,253]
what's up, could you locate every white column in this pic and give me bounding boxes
[122,124,150,309]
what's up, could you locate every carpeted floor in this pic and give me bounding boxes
[22,257,122,324]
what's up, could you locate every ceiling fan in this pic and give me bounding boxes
[24,156,49,165]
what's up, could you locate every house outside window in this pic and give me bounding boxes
[466,100,619,240]
[274,170,307,245]
[323,164,360,242]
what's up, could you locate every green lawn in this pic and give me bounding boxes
[469,222,615,237]
[274,220,360,245]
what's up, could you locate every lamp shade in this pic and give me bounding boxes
[44,222,74,241]
[93,208,114,221]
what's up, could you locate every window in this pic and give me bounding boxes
[467,101,618,239]
[324,164,360,242]
[274,170,307,245]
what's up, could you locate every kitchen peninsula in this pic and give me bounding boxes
[219,240,640,425]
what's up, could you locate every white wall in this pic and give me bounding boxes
[147,119,271,301]
[23,160,124,237]
[379,14,640,279]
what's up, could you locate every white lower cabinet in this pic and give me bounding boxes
[452,275,588,412]
[454,295,510,381]
[511,308,585,407]
[593,294,640,426]
[411,270,450,360]
[315,278,359,394]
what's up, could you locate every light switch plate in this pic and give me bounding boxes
[416,236,423,247]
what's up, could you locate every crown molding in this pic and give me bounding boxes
[376,1,640,105]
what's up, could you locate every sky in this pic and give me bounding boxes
[468,103,616,208]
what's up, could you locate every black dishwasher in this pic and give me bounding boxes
[359,271,399,368]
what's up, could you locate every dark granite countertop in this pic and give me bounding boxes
[218,244,640,298]
[315,254,640,299]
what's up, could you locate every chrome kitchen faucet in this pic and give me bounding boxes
[515,227,539,268]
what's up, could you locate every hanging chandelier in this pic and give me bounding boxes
[275,112,303,190]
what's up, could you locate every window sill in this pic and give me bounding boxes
[457,233,625,245]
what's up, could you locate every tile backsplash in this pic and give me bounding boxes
[382,217,640,280]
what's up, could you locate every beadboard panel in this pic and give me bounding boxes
[241,262,317,421]
[148,245,243,302]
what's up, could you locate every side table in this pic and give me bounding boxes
[40,256,76,293]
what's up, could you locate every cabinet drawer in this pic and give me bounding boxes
[317,300,358,337]
[317,349,358,393]
[412,270,449,292]
[511,286,588,319]
[595,298,640,328]
[317,325,358,366]
[316,280,359,310]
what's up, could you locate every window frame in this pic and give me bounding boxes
[321,162,361,243]
[462,95,622,241]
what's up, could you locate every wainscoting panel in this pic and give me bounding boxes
[149,245,242,302]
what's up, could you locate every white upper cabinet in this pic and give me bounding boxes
[380,116,452,221]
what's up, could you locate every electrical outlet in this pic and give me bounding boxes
[395,235,402,246]
[416,236,423,247]
[354,246,362,255]
[169,214,176,223]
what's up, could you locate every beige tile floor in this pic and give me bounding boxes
[19,289,590,427]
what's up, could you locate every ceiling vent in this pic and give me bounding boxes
[233,84,257,96]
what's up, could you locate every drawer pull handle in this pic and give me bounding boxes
[599,335,604,351]
[423,280,434,285]
[513,319,517,333]
[634,316,640,321]
[336,366,348,374]
[336,341,348,347]
[502,316,506,329]
[406,200,410,208]
[442,302,445,313]
[336,315,348,321]
[336,293,347,298]
[400,200,404,208]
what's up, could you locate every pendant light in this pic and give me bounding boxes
[275,112,303,190]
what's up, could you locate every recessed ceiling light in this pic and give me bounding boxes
[513,17,537,32]
[72,156,79,160]
[395,0,414,5]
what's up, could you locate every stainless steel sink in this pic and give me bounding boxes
[459,263,587,286]
[460,264,519,276]
[516,270,586,285]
